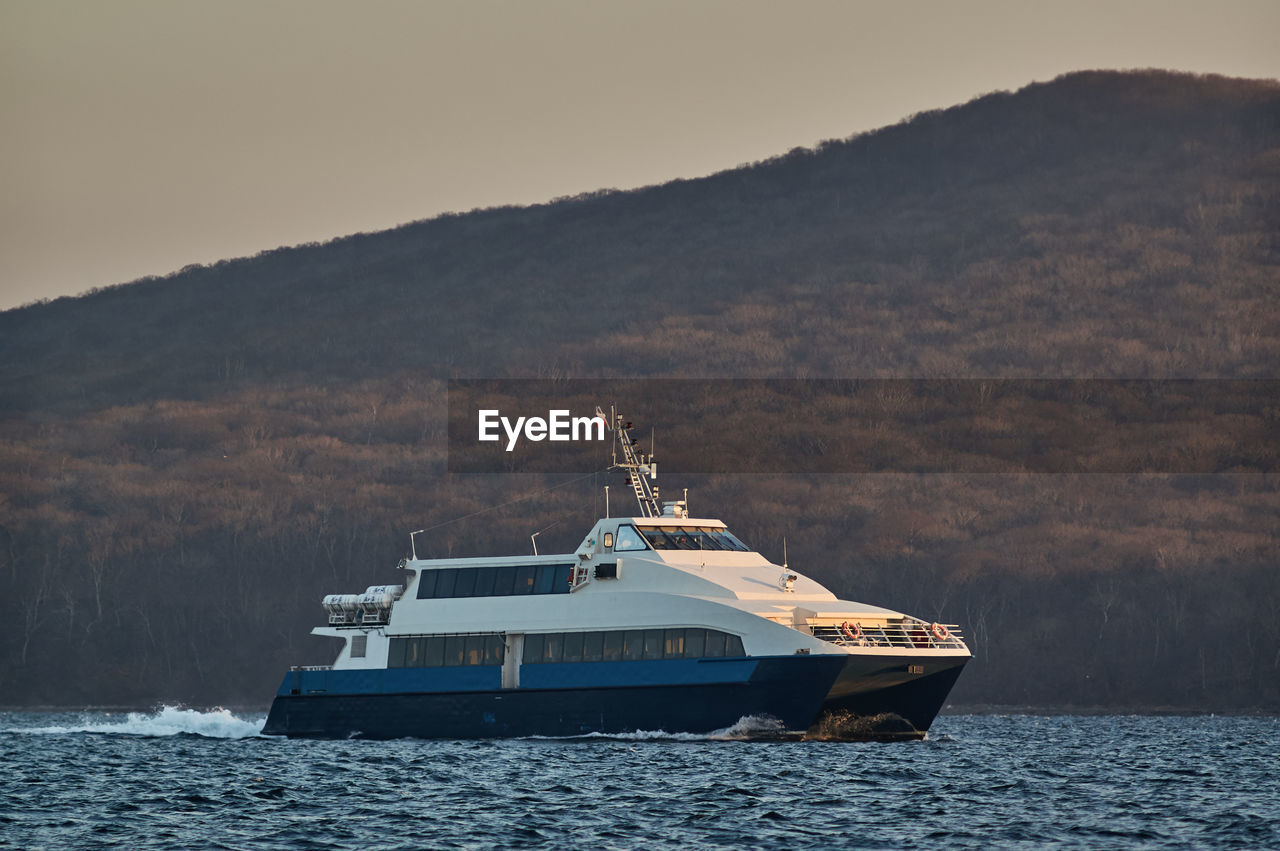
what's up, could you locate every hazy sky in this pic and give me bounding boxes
[3,0,1278,311]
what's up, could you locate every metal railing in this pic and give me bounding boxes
[810,618,965,650]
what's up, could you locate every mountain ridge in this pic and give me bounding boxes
[3,69,1277,412]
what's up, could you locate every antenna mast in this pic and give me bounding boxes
[596,406,661,517]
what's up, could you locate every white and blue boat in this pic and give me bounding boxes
[263,409,970,739]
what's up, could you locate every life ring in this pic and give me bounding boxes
[930,622,950,641]
[840,621,861,642]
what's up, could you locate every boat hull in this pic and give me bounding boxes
[261,653,967,740]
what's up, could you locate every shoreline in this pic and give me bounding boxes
[942,704,1280,717]
[3,703,1277,717]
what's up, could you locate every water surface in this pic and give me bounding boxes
[2,709,1275,849]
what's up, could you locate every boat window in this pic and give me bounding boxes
[464,635,486,666]
[453,568,477,598]
[514,628,745,664]
[472,567,496,598]
[484,634,505,665]
[602,532,614,549]
[423,636,446,667]
[407,637,426,665]
[612,525,649,551]
[543,633,564,664]
[663,629,685,658]
[443,635,466,667]
[711,529,750,552]
[622,630,645,661]
[393,637,417,667]
[641,528,676,549]
[562,631,585,663]
[387,634,504,667]
[387,636,407,667]
[582,631,605,662]
[416,570,439,600]
[396,630,758,668]
[492,566,516,596]
[601,630,624,661]
[636,526,751,551]
[422,565,576,598]
[523,633,544,664]
[642,629,664,660]
[680,528,723,550]
[554,564,573,592]
[683,628,705,657]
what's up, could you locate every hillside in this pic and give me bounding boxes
[1,70,1278,709]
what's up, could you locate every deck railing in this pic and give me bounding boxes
[810,618,965,650]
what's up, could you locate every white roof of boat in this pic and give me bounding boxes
[626,517,727,527]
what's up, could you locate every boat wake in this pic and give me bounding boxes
[6,706,265,739]
[803,710,923,741]
[524,715,795,742]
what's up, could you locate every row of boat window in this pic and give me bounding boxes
[614,525,751,552]
[388,634,506,668]
[415,564,574,600]
[524,628,745,664]
[384,628,746,669]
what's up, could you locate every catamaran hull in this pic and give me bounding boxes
[261,654,967,740]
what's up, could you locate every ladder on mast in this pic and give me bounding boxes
[597,406,660,517]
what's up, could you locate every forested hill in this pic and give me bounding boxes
[3,70,1278,410]
[2,70,1278,711]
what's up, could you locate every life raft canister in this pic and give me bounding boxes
[840,621,861,642]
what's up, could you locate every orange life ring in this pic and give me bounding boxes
[840,621,861,642]
[930,622,950,641]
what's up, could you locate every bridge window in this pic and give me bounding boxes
[612,525,648,551]
[637,526,751,552]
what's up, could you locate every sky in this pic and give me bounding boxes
[3,0,1278,311]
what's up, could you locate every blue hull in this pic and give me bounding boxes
[262,654,967,740]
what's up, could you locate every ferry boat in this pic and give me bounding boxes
[262,409,970,740]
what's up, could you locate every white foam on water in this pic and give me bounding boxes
[523,714,791,742]
[8,706,265,739]
[708,714,791,740]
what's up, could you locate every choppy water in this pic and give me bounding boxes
[2,708,1276,849]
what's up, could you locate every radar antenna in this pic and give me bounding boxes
[596,406,661,517]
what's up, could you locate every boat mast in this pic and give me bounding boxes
[596,406,661,517]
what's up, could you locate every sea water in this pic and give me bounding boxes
[1,709,1276,849]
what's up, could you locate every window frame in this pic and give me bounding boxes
[612,524,649,552]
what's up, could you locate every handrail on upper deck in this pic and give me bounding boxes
[810,618,965,650]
